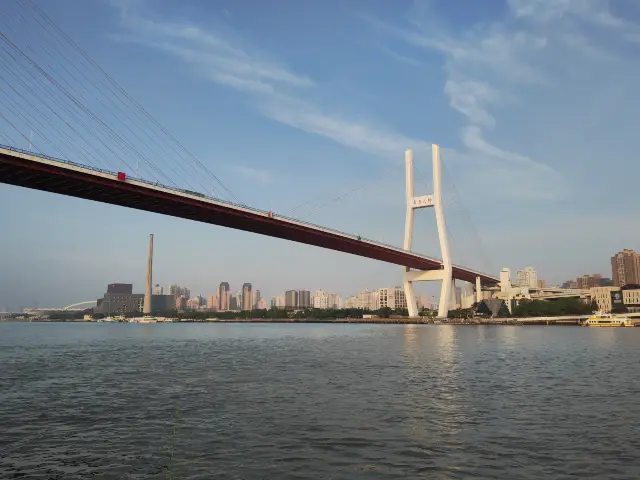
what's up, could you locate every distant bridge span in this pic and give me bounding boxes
[63,301,97,311]
[0,145,499,285]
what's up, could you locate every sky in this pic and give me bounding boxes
[2,0,640,310]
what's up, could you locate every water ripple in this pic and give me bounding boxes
[1,323,639,479]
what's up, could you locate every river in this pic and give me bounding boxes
[1,323,639,479]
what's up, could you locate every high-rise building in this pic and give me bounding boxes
[271,295,285,308]
[169,284,190,299]
[257,299,268,310]
[186,298,200,310]
[298,290,311,309]
[242,283,252,311]
[176,295,187,310]
[207,295,218,311]
[537,279,547,288]
[235,290,243,311]
[392,287,407,309]
[229,296,238,311]
[154,284,164,295]
[218,282,231,311]
[285,290,298,309]
[377,287,407,309]
[611,249,640,287]
[516,267,538,289]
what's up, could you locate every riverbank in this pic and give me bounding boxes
[1,317,587,325]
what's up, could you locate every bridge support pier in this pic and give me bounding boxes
[403,145,452,319]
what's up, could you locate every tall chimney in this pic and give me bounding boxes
[143,234,154,315]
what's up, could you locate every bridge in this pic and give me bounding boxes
[0,145,498,285]
[0,2,498,318]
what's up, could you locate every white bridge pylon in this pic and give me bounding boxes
[402,144,481,318]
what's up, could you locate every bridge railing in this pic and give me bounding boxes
[0,143,492,278]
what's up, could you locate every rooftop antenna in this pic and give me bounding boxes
[28,130,33,151]
[135,161,139,178]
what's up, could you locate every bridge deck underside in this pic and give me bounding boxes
[0,151,497,285]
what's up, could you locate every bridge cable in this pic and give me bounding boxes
[292,161,405,221]
[2,6,225,199]
[4,8,198,189]
[0,19,183,188]
[440,158,495,274]
[23,0,242,204]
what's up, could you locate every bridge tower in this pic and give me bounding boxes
[403,144,452,319]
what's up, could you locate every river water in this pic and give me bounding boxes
[1,323,639,479]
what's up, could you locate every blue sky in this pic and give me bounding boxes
[2,0,640,310]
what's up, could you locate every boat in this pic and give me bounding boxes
[583,312,634,327]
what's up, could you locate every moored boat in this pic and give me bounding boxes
[584,312,634,327]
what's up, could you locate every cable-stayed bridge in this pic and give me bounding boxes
[0,0,499,317]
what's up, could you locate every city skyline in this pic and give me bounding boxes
[2,0,640,310]
[4,254,631,312]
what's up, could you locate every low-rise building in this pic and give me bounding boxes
[590,286,620,312]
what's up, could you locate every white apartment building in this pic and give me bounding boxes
[516,266,538,289]
[271,295,285,308]
[377,287,408,309]
[312,290,342,309]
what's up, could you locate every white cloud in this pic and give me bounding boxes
[110,4,435,162]
[362,0,640,200]
[111,1,590,202]
[444,80,498,127]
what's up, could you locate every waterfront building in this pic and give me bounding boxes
[234,290,243,311]
[186,298,200,310]
[169,284,190,300]
[298,290,311,309]
[516,267,538,289]
[271,295,285,308]
[207,295,218,311]
[344,295,358,309]
[622,287,640,312]
[257,299,267,310]
[242,283,252,311]
[285,290,298,309]
[218,282,231,311]
[312,290,341,309]
[175,295,187,310]
[377,287,407,309]
[590,286,620,312]
[611,249,640,287]
[253,290,261,309]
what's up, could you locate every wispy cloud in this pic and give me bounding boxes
[110,3,430,162]
[109,1,597,201]
[232,165,273,185]
[380,47,423,67]
[361,0,640,197]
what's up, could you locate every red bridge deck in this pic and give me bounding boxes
[0,146,498,285]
